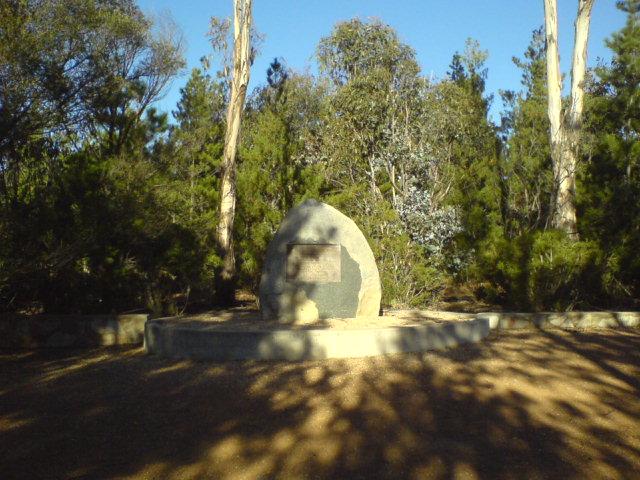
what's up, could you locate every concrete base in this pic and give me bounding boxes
[144,317,491,361]
[145,309,640,362]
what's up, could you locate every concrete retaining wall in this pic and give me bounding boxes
[0,314,148,348]
[144,318,491,361]
[477,311,640,330]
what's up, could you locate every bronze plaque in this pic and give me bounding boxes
[286,244,341,283]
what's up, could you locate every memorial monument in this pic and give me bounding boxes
[259,199,381,322]
[146,199,491,360]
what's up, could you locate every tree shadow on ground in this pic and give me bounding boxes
[1,329,640,479]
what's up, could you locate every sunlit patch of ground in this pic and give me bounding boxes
[1,329,639,479]
[154,308,476,330]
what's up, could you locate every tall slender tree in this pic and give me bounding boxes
[543,0,595,238]
[216,0,252,301]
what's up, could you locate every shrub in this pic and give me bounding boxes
[527,231,602,310]
[474,229,604,310]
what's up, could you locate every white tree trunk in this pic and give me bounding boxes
[544,0,563,151]
[216,0,252,295]
[544,0,572,235]
[543,0,594,239]
[570,0,595,129]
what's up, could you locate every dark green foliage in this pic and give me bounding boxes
[442,41,503,259]
[476,229,602,310]
[578,0,640,305]
[1,3,638,314]
[0,0,188,314]
[165,67,226,304]
[472,13,640,310]
[527,232,602,310]
[499,28,554,236]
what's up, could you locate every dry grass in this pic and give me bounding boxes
[1,329,640,479]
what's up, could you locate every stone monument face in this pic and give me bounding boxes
[259,200,382,322]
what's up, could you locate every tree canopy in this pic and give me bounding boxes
[1,2,638,314]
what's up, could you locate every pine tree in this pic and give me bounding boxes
[580,0,640,303]
[445,39,502,250]
[172,68,225,226]
[500,28,553,235]
[167,67,227,301]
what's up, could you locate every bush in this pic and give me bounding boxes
[375,233,446,307]
[527,231,602,310]
[474,226,530,307]
[475,229,604,310]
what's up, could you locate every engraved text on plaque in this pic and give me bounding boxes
[286,244,341,283]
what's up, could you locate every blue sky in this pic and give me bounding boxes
[138,0,626,122]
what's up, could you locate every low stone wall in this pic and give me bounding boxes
[0,314,148,348]
[477,311,640,330]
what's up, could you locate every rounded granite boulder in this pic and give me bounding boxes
[259,200,381,323]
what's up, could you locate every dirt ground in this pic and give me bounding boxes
[1,329,640,480]
[160,308,476,330]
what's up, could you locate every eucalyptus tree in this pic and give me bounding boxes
[0,0,183,203]
[543,0,595,238]
[313,19,474,304]
[215,0,253,301]
[316,18,423,199]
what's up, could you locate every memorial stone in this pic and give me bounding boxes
[259,199,382,322]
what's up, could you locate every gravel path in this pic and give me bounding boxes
[1,329,639,479]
